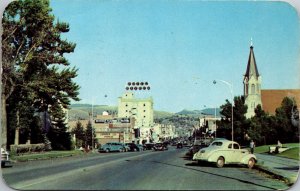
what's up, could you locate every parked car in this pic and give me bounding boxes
[1,148,12,168]
[185,143,207,158]
[137,144,145,151]
[98,142,125,153]
[125,143,142,151]
[144,143,155,150]
[153,143,168,151]
[193,139,257,168]
[123,144,130,152]
[176,142,183,149]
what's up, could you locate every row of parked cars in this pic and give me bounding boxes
[98,142,169,153]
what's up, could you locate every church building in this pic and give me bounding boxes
[243,43,262,118]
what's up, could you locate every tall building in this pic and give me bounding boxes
[118,92,154,143]
[243,44,262,118]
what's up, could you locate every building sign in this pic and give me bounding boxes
[99,132,119,139]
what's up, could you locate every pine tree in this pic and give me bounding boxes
[47,102,72,150]
[72,121,85,148]
[85,121,96,149]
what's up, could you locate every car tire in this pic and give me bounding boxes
[119,148,123,152]
[216,156,225,168]
[247,157,255,169]
[105,149,110,153]
[134,148,137,152]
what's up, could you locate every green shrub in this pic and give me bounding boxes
[10,143,46,154]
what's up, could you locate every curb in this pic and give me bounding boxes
[11,153,84,163]
[255,164,295,186]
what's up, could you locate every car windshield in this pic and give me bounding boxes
[211,141,223,146]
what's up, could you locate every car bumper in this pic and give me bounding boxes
[1,160,12,168]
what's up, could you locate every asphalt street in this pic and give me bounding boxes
[1,147,289,190]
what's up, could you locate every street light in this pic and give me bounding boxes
[91,102,94,152]
[213,79,234,145]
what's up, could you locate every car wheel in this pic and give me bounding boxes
[134,148,137,152]
[216,156,225,168]
[247,158,255,169]
[119,148,123,152]
[105,149,110,153]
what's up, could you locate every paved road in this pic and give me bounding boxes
[1,147,289,190]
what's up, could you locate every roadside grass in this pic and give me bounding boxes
[277,147,299,160]
[10,150,85,162]
[255,143,299,160]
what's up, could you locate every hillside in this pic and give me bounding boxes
[68,105,118,121]
[176,108,222,117]
[68,104,221,121]
[68,104,174,121]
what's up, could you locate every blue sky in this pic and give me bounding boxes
[50,0,300,112]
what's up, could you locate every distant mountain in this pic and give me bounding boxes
[201,108,222,117]
[176,109,202,115]
[176,108,222,117]
[68,104,118,121]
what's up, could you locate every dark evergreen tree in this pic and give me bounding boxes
[47,102,72,150]
[72,121,85,148]
[85,121,96,149]
[218,96,248,144]
[275,97,298,143]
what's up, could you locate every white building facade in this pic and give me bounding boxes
[118,92,154,143]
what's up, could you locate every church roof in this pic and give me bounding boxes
[244,46,260,79]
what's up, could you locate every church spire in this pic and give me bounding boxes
[244,43,259,79]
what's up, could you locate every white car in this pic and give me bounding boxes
[192,139,257,168]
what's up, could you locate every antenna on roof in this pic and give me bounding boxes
[250,37,253,47]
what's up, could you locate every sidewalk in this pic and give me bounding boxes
[256,153,299,185]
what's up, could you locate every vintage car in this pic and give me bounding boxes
[185,143,208,158]
[98,142,126,153]
[153,143,168,151]
[192,139,257,168]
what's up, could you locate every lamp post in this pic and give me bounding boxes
[213,79,234,145]
[91,102,94,152]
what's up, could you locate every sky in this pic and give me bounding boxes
[49,0,300,113]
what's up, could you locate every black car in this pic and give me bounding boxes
[176,142,183,149]
[144,143,155,150]
[153,143,168,151]
[125,143,142,151]
[185,143,208,158]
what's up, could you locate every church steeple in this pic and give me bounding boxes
[243,41,262,118]
[244,45,260,79]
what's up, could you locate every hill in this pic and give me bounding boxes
[68,105,118,121]
[176,108,222,117]
[68,104,174,121]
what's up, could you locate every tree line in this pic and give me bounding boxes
[197,96,299,146]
